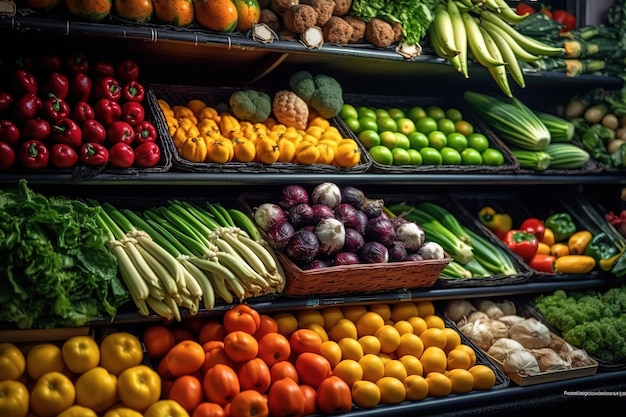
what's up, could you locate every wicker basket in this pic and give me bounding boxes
[238,192,451,297]
[147,84,373,174]
[342,93,519,174]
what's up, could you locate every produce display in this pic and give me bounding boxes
[341,100,507,168]
[0,51,164,172]
[442,298,597,384]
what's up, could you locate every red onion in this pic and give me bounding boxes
[343,227,365,253]
[364,216,397,247]
[267,221,296,251]
[405,253,424,261]
[315,218,346,257]
[340,186,366,208]
[359,241,389,264]
[334,203,362,230]
[279,185,309,209]
[311,204,335,225]
[285,229,320,265]
[387,241,408,262]
[334,252,361,266]
[354,210,369,234]
[254,203,288,232]
[288,203,315,228]
[311,182,342,209]
[304,259,330,270]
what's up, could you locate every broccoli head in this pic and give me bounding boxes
[289,71,344,119]
[229,89,272,123]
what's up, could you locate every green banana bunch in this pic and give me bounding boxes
[428,0,565,97]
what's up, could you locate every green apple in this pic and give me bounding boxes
[393,132,411,149]
[396,117,416,135]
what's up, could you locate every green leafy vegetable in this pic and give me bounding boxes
[0,180,128,329]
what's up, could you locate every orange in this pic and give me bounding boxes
[446,368,475,393]
[65,0,111,21]
[376,376,406,404]
[395,332,424,359]
[234,0,261,32]
[420,346,447,376]
[296,309,325,328]
[368,303,392,321]
[355,311,385,337]
[273,312,298,337]
[416,301,435,317]
[328,319,358,342]
[425,371,452,397]
[358,354,385,382]
[289,328,323,355]
[442,327,462,353]
[114,0,153,22]
[194,0,238,32]
[321,307,344,331]
[338,337,364,362]
[407,316,428,336]
[332,359,363,387]
[383,359,407,381]
[398,354,423,377]
[351,380,381,408]
[306,323,329,343]
[404,374,429,401]
[26,343,66,381]
[357,335,381,355]
[455,344,477,368]
[468,364,496,390]
[374,325,401,354]
[152,0,194,26]
[446,348,471,371]
[389,302,419,322]
[319,340,342,369]
[423,314,445,329]
[341,305,367,323]
[61,336,100,374]
[143,325,176,359]
[393,320,414,336]
[419,328,448,350]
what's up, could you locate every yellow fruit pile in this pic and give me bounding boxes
[0,333,181,417]
[271,300,497,408]
[158,98,362,167]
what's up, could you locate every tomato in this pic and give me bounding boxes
[316,375,352,415]
[223,304,261,334]
[0,343,25,381]
[168,375,204,412]
[295,352,332,389]
[198,321,227,345]
[202,364,240,406]
[191,402,225,417]
[253,315,279,340]
[0,380,29,417]
[144,399,189,417]
[553,9,576,32]
[223,330,258,363]
[289,328,323,356]
[300,384,318,416]
[267,377,305,417]
[257,333,291,367]
[165,340,205,377]
[99,332,144,376]
[75,367,118,412]
[515,3,535,16]
[270,361,299,384]
[117,365,162,412]
[237,357,271,393]
[229,390,269,417]
[30,371,76,417]
[202,341,234,373]
[61,336,101,374]
[142,326,176,359]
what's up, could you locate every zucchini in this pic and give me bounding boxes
[545,143,590,169]
[464,91,551,151]
[534,110,575,142]
[511,148,551,171]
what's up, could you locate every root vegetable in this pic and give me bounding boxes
[340,186,366,208]
[364,215,397,246]
[444,299,476,322]
[417,241,445,260]
[359,241,389,264]
[322,16,353,44]
[387,241,408,262]
[288,203,315,228]
[334,251,360,265]
[283,4,318,33]
[311,182,342,208]
[602,113,619,130]
[285,229,320,265]
[254,203,288,231]
[365,18,395,48]
[395,221,424,252]
[279,184,309,209]
[315,217,345,256]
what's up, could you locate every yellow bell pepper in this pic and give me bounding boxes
[102,406,143,417]
[144,400,189,417]
[180,137,208,163]
[197,118,220,139]
[219,113,241,139]
[549,242,570,258]
[99,332,144,376]
[567,230,593,255]
[172,124,200,150]
[30,371,76,417]
[477,206,512,238]
[57,405,98,417]
[198,106,220,122]
[116,365,161,412]
[0,380,29,417]
[0,343,25,380]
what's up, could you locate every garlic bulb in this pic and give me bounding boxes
[459,318,494,351]
[489,319,509,340]
[495,300,516,316]
[531,348,572,372]
[476,299,504,319]
[548,334,574,353]
[487,338,525,362]
[497,315,525,328]
[509,318,551,349]
[565,349,593,368]
[444,299,476,322]
[467,310,490,323]
[502,349,541,375]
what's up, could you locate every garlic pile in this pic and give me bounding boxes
[444,298,595,375]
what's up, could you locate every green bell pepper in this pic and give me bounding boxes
[584,232,618,263]
[545,212,577,242]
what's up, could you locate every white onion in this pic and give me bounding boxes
[315,218,346,257]
[254,203,288,231]
[311,182,342,208]
[395,221,425,252]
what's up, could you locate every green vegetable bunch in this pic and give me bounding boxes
[533,287,626,362]
[229,89,272,123]
[0,180,129,329]
[289,71,344,119]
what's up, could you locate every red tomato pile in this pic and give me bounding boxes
[0,52,161,171]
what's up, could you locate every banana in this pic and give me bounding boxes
[492,0,531,24]
[483,0,500,13]
[447,0,469,78]
[433,8,459,56]
[486,24,526,88]
[480,10,565,56]
[429,25,463,73]
[480,19,542,62]
[479,26,512,97]
[462,11,505,67]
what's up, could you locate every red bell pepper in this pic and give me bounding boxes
[65,52,90,74]
[0,120,20,146]
[52,118,83,149]
[122,80,145,103]
[70,101,95,123]
[41,95,71,123]
[528,254,556,273]
[116,59,140,83]
[93,76,122,102]
[11,69,38,96]
[516,3,535,16]
[109,142,135,168]
[121,102,145,126]
[69,72,93,103]
[37,55,63,73]
[50,143,79,169]
[0,91,13,115]
[0,141,16,170]
[107,121,135,146]
[93,98,122,127]
[18,139,49,169]
[133,120,157,145]
[41,72,69,101]
[553,9,576,33]
[503,229,539,262]
[20,117,52,142]
[82,119,107,144]
[92,60,116,79]
[134,141,161,167]
[12,93,42,123]
[519,217,546,241]
[79,142,109,166]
